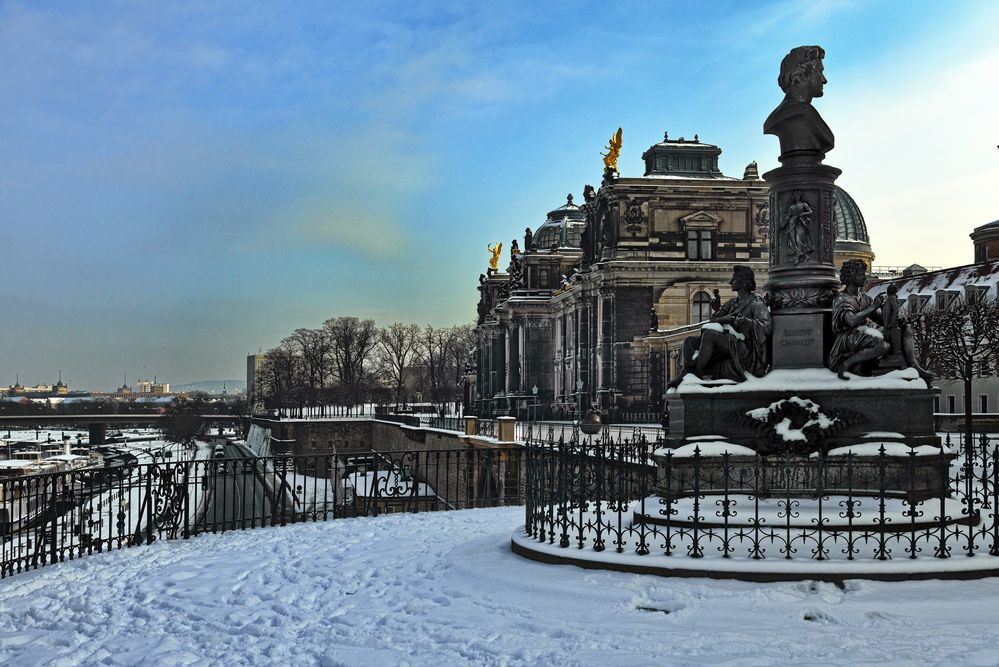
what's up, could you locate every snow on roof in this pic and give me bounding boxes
[869,260,999,301]
[0,460,35,468]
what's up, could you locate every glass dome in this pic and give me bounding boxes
[533,194,587,250]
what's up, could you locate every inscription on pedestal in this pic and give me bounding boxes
[772,312,825,368]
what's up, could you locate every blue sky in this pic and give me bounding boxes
[2,1,997,389]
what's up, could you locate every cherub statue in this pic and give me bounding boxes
[487,242,503,271]
[601,127,623,172]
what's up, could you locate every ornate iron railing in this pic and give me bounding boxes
[475,419,497,438]
[0,447,524,579]
[425,416,465,432]
[523,432,999,562]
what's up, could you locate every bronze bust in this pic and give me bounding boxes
[764,45,834,165]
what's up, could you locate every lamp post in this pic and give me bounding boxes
[531,385,538,422]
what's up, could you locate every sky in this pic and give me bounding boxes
[1,1,997,389]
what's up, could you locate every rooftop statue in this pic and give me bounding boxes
[667,266,772,389]
[829,259,935,381]
[487,242,503,271]
[764,45,834,165]
[601,127,622,172]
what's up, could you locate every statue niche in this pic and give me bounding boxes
[667,266,772,388]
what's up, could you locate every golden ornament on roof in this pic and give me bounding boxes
[601,127,622,171]
[487,242,503,270]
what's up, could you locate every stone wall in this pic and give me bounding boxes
[249,418,523,507]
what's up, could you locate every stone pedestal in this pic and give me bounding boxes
[763,163,841,369]
[771,310,827,368]
[496,416,516,443]
[666,379,940,451]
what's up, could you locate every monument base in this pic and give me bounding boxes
[662,368,946,498]
[665,368,940,452]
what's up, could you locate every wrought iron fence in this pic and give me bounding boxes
[524,432,999,563]
[0,447,524,579]
[425,416,465,432]
[475,419,497,439]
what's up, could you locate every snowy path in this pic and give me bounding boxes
[2,508,999,666]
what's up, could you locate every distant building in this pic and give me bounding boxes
[246,353,268,408]
[136,379,170,395]
[870,218,999,415]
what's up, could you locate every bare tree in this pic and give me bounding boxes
[376,322,421,407]
[910,294,999,447]
[286,328,333,412]
[324,316,379,406]
[416,324,475,406]
[256,343,300,413]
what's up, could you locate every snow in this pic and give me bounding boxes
[746,396,839,443]
[824,442,944,457]
[666,442,757,457]
[5,508,999,665]
[673,367,928,393]
[346,470,434,498]
[858,325,884,340]
[701,321,745,340]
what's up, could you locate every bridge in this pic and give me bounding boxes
[0,414,245,444]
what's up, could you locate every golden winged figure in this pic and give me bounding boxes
[601,127,623,171]
[487,242,503,270]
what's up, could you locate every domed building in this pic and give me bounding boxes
[832,186,875,269]
[971,219,999,263]
[532,194,586,250]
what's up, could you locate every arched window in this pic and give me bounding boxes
[692,291,712,324]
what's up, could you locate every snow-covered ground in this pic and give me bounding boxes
[3,507,999,666]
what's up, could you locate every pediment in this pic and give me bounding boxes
[679,210,723,229]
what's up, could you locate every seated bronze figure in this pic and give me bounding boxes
[829,259,934,380]
[667,266,771,388]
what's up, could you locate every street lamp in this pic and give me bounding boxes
[531,385,539,422]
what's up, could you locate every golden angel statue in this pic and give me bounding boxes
[487,242,503,271]
[601,127,623,172]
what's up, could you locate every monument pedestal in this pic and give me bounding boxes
[763,163,841,369]
[662,370,946,499]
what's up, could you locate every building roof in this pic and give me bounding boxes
[641,133,725,178]
[533,194,587,250]
[869,259,999,301]
[833,186,869,244]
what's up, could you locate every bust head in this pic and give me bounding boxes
[778,46,827,102]
[839,259,868,288]
[730,265,756,292]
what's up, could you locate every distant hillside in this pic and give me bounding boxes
[174,380,246,395]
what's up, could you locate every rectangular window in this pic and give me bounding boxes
[947,395,956,413]
[687,230,714,260]
[981,395,989,414]
[933,396,940,413]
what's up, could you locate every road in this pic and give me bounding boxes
[199,441,277,531]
